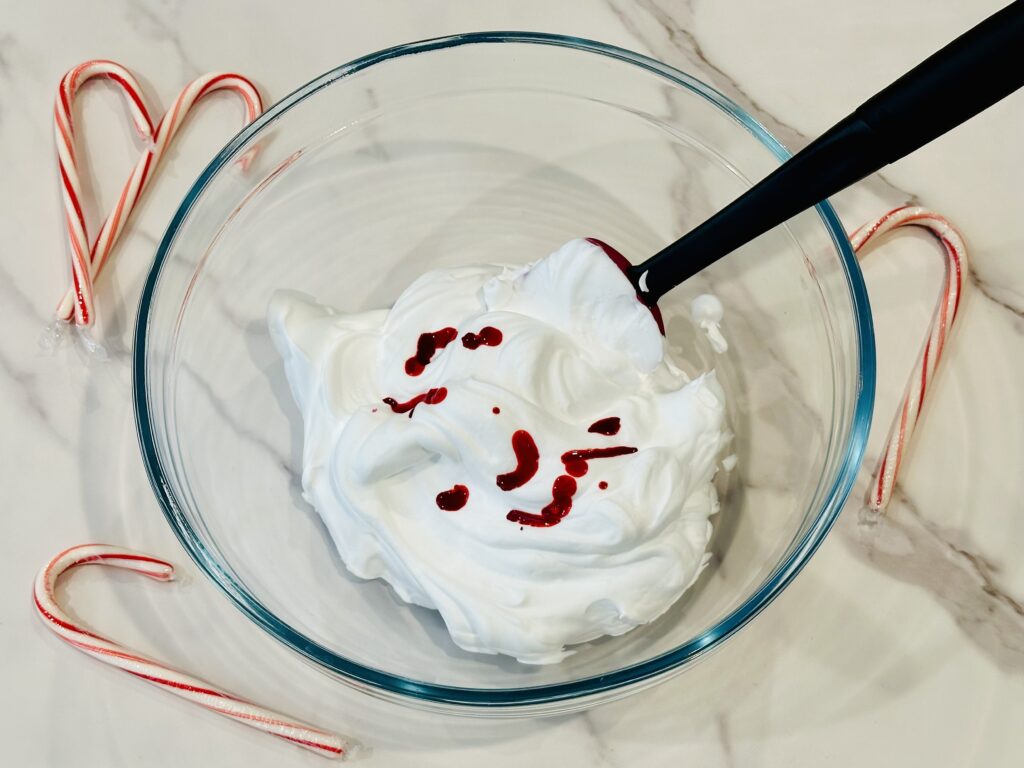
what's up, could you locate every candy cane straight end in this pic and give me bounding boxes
[34,544,351,759]
[852,207,967,514]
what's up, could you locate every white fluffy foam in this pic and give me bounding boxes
[269,239,730,664]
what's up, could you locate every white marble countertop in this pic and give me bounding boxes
[3,1,1022,765]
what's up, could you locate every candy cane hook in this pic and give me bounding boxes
[850,206,966,512]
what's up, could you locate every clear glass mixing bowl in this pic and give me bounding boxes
[134,32,875,715]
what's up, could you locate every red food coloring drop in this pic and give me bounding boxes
[496,430,540,490]
[585,238,665,336]
[405,327,458,376]
[598,481,608,490]
[507,475,577,528]
[382,386,448,417]
[462,326,503,350]
[492,406,501,414]
[587,416,621,436]
[563,459,587,478]
[436,484,469,511]
[560,446,637,477]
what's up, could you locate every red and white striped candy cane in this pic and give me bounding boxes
[850,206,966,512]
[33,544,351,759]
[54,61,154,326]
[54,61,263,326]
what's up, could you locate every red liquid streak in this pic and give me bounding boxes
[507,475,577,528]
[507,444,634,527]
[587,416,621,436]
[436,484,469,511]
[382,387,448,417]
[462,326,503,350]
[496,430,540,490]
[405,327,458,376]
[561,446,637,477]
[586,237,665,335]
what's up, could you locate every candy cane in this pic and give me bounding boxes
[33,545,351,759]
[54,61,153,326]
[53,61,263,326]
[850,206,966,512]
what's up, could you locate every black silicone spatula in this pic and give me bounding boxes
[618,0,1024,308]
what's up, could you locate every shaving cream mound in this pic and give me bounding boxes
[269,239,731,664]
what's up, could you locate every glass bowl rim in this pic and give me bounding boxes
[132,30,876,708]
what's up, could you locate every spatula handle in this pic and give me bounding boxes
[634,0,1024,302]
